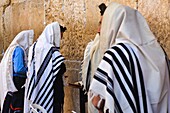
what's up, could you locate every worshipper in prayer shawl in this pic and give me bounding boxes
[89,2,170,113]
[24,22,66,113]
[81,3,107,113]
[0,30,34,113]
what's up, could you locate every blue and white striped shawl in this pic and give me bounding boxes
[25,43,65,113]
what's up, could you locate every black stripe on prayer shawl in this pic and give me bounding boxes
[45,94,53,109]
[47,103,53,113]
[33,57,64,108]
[86,60,91,92]
[40,85,53,106]
[119,43,148,113]
[93,43,148,113]
[108,47,135,95]
[117,43,141,113]
[27,47,59,100]
[132,49,148,113]
[96,68,113,87]
[135,55,148,113]
[53,58,65,71]
[26,63,35,99]
[33,69,53,103]
[94,69,123,113]
[35,47,59,87]
[103,55,137,113]
[52,55,63,62]
[26,43,37,98]
[27,48,52,100]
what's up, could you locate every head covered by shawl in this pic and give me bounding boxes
[81,3,107,93]
[90,2,169,113]
[24,22,65,113]
[37,22,61,48]
[29,22,61,69]
[0,30,34,109]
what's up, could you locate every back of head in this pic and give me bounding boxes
[99,2,156,56]
[10,30,34,51]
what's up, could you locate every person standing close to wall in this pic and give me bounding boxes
[89,2,170,113]
[24,22,67,113]
[81,3,107,113]
[0,30,34,113]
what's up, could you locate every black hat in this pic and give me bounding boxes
[60,25,67,32]
[98,3,107,16]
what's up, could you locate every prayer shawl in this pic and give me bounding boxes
[81,33,100,92]
[24,22,65,113]
[81,34,100,113]
[0,30,34,110]
[89,2,170,113]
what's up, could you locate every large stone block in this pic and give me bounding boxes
[0,7,4,55]
[26,1,44,40]
[3,5,12,50]
[3,1,44,50]
[0,0,10,7]
[64,60,81,113]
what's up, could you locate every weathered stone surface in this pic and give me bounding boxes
[3,5,12,50]
[0,0,169,113]
[0,7,4,55]
[138,0,170,56]
[64,60,81,113]
[1,1,44,50]
[0,0,10,7]
[26,1,44,40]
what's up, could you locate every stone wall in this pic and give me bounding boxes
[0,0,45,52]
[0,0,170,113]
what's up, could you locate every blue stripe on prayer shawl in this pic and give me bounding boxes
[45,94,53,109]
[52,55,63,62]
[40,85,53,106]
[28,48,52,99]
[33,69,53,103]
[53,58,65,70]
[26,46,65,112]
[27,43,37,98]
[27,47,59,100]
[33,57,64,106]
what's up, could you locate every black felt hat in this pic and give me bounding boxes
[98,3,107,16]
[60,25,67,32]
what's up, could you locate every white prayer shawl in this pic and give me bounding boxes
[0,30,34,110]
[89,2,170,113]
[81,33,100,92]
[81,34,100,113]
[24,22,65,113]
